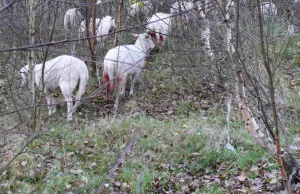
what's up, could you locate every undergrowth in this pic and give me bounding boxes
[0,111,268,193]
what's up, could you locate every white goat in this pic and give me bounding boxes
[128,1,153,19]
[79,18,100,38]
[103,33,155,101]
[64,8,82,53]
[20,55,89,121]
[260,2,277,16]
[79,16,116,47]
[146,12,172,46]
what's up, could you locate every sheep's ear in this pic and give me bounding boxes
[19,70,28,77]
[131,33,139,38]
[147,31,155,37]
[159,34,164,42]
[20,67,28,75]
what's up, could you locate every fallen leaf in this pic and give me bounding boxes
[66,152,74,157]
[250,165,258,172]
[270,178,278,184]
[65,183,72,189]
[225,143,235,152]
[21,161,27,167]
[237,171,247,182]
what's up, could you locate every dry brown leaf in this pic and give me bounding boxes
[237,171,247,182]
[20,161,27,167]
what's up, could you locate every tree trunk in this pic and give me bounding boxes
[28,0,37,130]
[91,0,97,73]
[113,0,124,47]
[221,0,235,55]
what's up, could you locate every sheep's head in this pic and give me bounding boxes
[110,17,116,29]
[147,31,164,46]
[102,16,116,30]
[132,33,155,54]
[19,66,29,87]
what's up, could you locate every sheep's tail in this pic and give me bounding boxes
[103,66,114,101]
[73,71,88,112]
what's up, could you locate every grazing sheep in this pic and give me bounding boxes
[260,2,277,16]
[103,33,155,101]
[64,8,82,33]
[128,1,153,19]
[20,55,89,121]
[64,8,82,53]
[79,18,100,39]
[146,12,172,46]
[79,16,116,47]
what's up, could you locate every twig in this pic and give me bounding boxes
[0,0,20,13]
[136,173,144,194]
[288,167,296,186]
[0,5,202,53]
[94,135,137,194]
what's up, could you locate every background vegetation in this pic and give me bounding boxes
[1,0,300,193]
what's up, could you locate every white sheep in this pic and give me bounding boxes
[64,8,82,33]
[103,33,155,101]
[128,1,153,19]
[64,8,82,53]
[146,12,172,46]
[20,55,89,121]
[79,16,116,47]
[260,2,277,16]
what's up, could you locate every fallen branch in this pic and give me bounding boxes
[236,71,271,151]
[94,135,138,194]
[236,70,300,191]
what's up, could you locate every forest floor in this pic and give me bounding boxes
[1,56,300,193]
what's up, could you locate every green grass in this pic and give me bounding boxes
[0,111,270,193]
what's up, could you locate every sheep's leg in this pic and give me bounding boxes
[52,98,57,114]
[156,32,161,45]
[118,74,127,96]
[129,73,139,96]
[71,26,79,55]
[61,86,74,121]
[70,30,76,55]
[45,93,55,116]
[73,78,87,114]
[138,76,145,91]
[104,73,111,101]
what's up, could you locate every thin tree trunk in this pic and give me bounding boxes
[112,0,124,118]
[91,0,97,72]
[113,0,124,47]
[256,0,291,192]
[28,0,37,130]
[221,0,234,55]
[234,1,300,189]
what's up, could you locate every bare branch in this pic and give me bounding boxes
[94,135,138,194]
